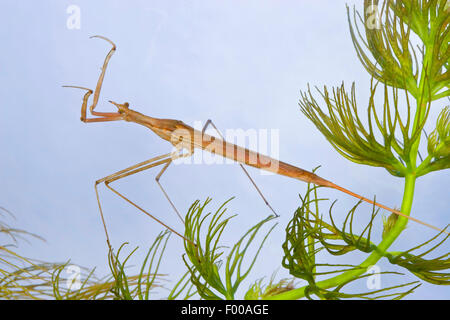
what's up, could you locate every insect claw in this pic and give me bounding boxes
[90,35,116,49]
[62,85,93,93]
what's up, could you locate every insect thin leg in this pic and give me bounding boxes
[95,152,196,248]
[202,119,279,217]
[155,151,193,225]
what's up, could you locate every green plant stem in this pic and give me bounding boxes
[266,174,416,300]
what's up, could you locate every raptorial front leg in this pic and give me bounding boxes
[202,119,279,217]
[63,36,122,123]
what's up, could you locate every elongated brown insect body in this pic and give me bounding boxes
[120,114,446,234]
[65,36,448,244]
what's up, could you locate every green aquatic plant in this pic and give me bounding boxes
[0,206,168,300]
[182,198,277,300]
[278,182,424,300]
[0,207,66,299]
[0,207,102,300]
[51,232,171,300]
[268,0,450,299]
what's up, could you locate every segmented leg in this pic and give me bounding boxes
[95,151,196,252]
[155,161,186,225]
[63,35,122,123]
[155,147,194,224]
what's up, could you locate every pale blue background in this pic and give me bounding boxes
[0,0,448,299]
